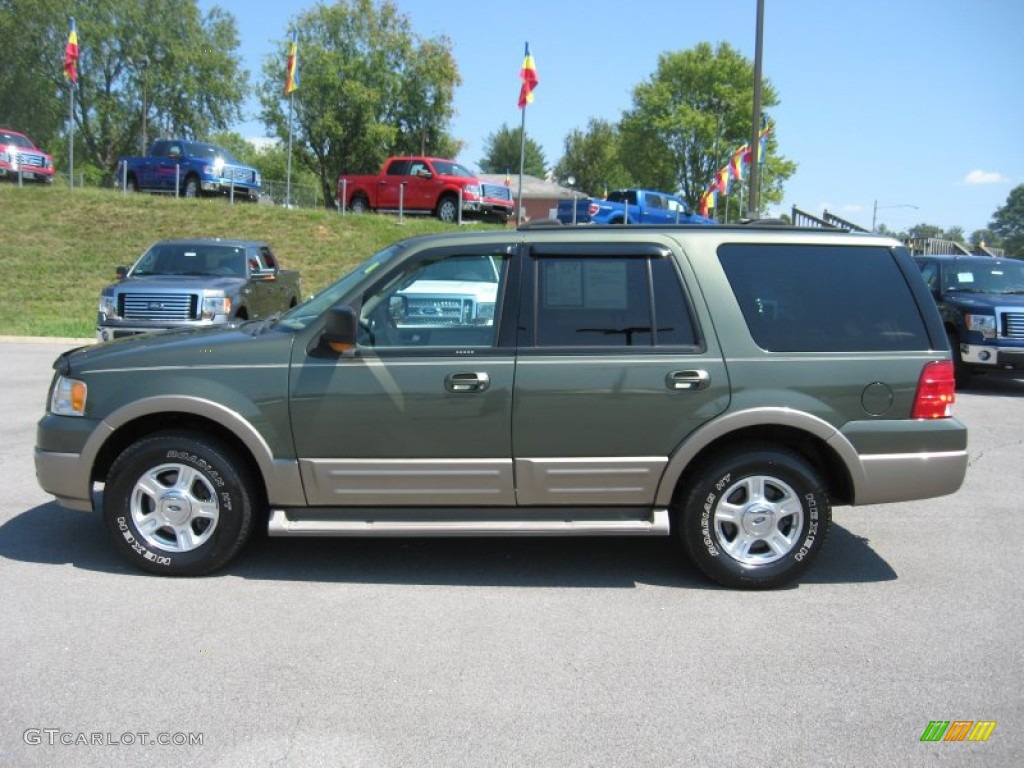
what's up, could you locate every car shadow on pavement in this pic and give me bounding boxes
[1,502,896,588]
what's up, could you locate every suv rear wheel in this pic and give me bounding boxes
[677,445,831,589]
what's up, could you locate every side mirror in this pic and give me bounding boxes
[115,265,129,280]
[323,305,358,354]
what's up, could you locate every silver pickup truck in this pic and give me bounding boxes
[96,238,301,342]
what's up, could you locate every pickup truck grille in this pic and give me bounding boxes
[404,296,474,326]
[226,166,256,183]
[15,152,44,168]
[1003,311,1024,339]
[120,293,197,321]
[481,183,512,201]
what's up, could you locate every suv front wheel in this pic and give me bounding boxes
[677,445,831,589]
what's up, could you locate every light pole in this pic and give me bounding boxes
[872,201,919,232]
[129,55,151,155]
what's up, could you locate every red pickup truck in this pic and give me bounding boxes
[337,156,514,224]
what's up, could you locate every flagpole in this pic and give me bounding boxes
[286,92,293,207]
[517,106,526,224]
[68,84,75,191]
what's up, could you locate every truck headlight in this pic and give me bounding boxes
[464,184,481,200]
[51,376,87,416]
[98,295,118,318]
[201,296,232,320]
[965,313,996,339]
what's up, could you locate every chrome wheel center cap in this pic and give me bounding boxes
[742,504,775,536]
[158,491,193,526]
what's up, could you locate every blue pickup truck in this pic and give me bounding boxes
[914,254,1024,387]
[556,188,714,225]
[116,139,262,201]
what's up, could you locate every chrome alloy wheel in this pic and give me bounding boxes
[712,475,804,566]
[129,462,220,552]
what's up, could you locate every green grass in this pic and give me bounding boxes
[0,184,497,338]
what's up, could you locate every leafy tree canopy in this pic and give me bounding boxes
[552,118,632,198]
[258,0,462,205]
[990,184,1024,257]
[1,0,248,176]
[478,123,546,178]
[617,42,795,215]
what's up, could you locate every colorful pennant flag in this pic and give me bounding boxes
[64,18,79,84]
[504,167,511,187]
[517,43,538,108]
[284,31,299,95]
[729,144,749,180]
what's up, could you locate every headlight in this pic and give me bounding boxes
[965,313,996,339]
[201,296,232,320]
[51,376,87,416]
[98,294,118,317]
[476,302,495,324]
[463,184,481,200]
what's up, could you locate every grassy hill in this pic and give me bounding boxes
[0,185,496,339]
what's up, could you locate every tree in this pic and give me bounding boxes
[552,118,632,197]
[478,123,546,178]
[618,42,795,215]
[907,223,944,240]
[1,0,248,178]
[970,228,999,248]
[258,0,461,205]
[943,226,965,243]
[990,184,1024,257]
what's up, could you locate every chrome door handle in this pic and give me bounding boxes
[666,370,710,390]
[445,372,490,393]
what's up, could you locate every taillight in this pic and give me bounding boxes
[911,360,956,419]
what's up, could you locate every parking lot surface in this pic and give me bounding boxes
[1,339,1021,767]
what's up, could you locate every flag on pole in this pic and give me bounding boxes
[517,43,538,108]
[758,118,771,165]
[504,167,511,187]
[64,18,79,84]
[714,165,730,196]
[730,144,749,180]
[284,31,299,95]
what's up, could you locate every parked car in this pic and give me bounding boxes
[914,253,1024,386]
[36,224,966,589]
[338,156,515,223]
[96,238,302,341]
[115,139,261,201]
[556,188,714,225]
[0,128,55,184]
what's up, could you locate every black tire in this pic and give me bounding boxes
[102,431,256,576]
[349,195,369,214]
[677,444,831,589]
[183,174,200,198]
[946,331,972,389]
[436,195,458,223]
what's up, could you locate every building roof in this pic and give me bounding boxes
[478,173,581,200]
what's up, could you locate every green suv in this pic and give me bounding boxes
[35,225,967,588]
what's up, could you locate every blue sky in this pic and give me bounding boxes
[199,0,1023,235]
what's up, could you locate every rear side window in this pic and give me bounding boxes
[719,244,929,352]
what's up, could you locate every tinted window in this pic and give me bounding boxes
[532,256,696,348]
[719,244,930,352]
[386,160,411,176]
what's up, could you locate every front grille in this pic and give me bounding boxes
[226,166,255,183]
[120,292,197,321]
[481,183,512,201]
[15,152,44,168]
[404,296,474,326]
[1003,311,1024,339]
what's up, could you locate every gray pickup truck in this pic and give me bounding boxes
[96,238,301,342]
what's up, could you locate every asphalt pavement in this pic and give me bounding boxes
[1,339,1021,767]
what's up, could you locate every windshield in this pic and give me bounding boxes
[277,243,408,331]
[945,261,1024,294]
[432,160,475,178]
[1,131,35,149]
[184,142,242,165]
[131,243,249,276]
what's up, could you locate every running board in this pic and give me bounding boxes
[268,507,671,537]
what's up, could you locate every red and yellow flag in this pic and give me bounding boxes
[517,43,538,108]
[64,17,79,84]
[284,31,299,95]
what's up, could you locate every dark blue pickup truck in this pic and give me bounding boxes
[116,139,262,201]
[914,254,1024,386]
[556,188,714,226]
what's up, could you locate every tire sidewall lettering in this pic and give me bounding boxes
[115,515,173,567]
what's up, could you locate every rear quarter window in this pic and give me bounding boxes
[718,243,930,352]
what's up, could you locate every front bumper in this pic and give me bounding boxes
[961,342,1024,370]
